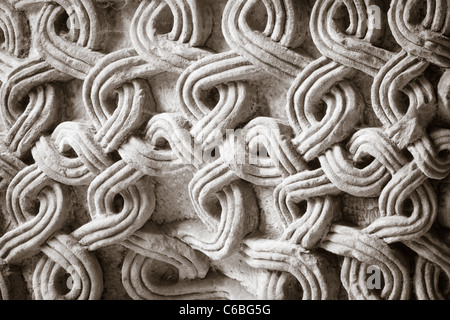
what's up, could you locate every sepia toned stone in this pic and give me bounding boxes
[0,0,449,300]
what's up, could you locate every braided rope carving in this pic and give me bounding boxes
[0,0,449,300]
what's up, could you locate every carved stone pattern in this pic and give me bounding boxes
[0,0,449,300]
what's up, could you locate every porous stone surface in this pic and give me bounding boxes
[0,0,449,300]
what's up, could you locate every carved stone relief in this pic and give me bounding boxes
[0,0,449,300]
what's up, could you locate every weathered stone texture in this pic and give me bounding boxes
[0,0,449,300]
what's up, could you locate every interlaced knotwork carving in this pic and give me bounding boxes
[0,0,449,300]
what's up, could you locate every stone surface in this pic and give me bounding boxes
[0,0,449,300]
